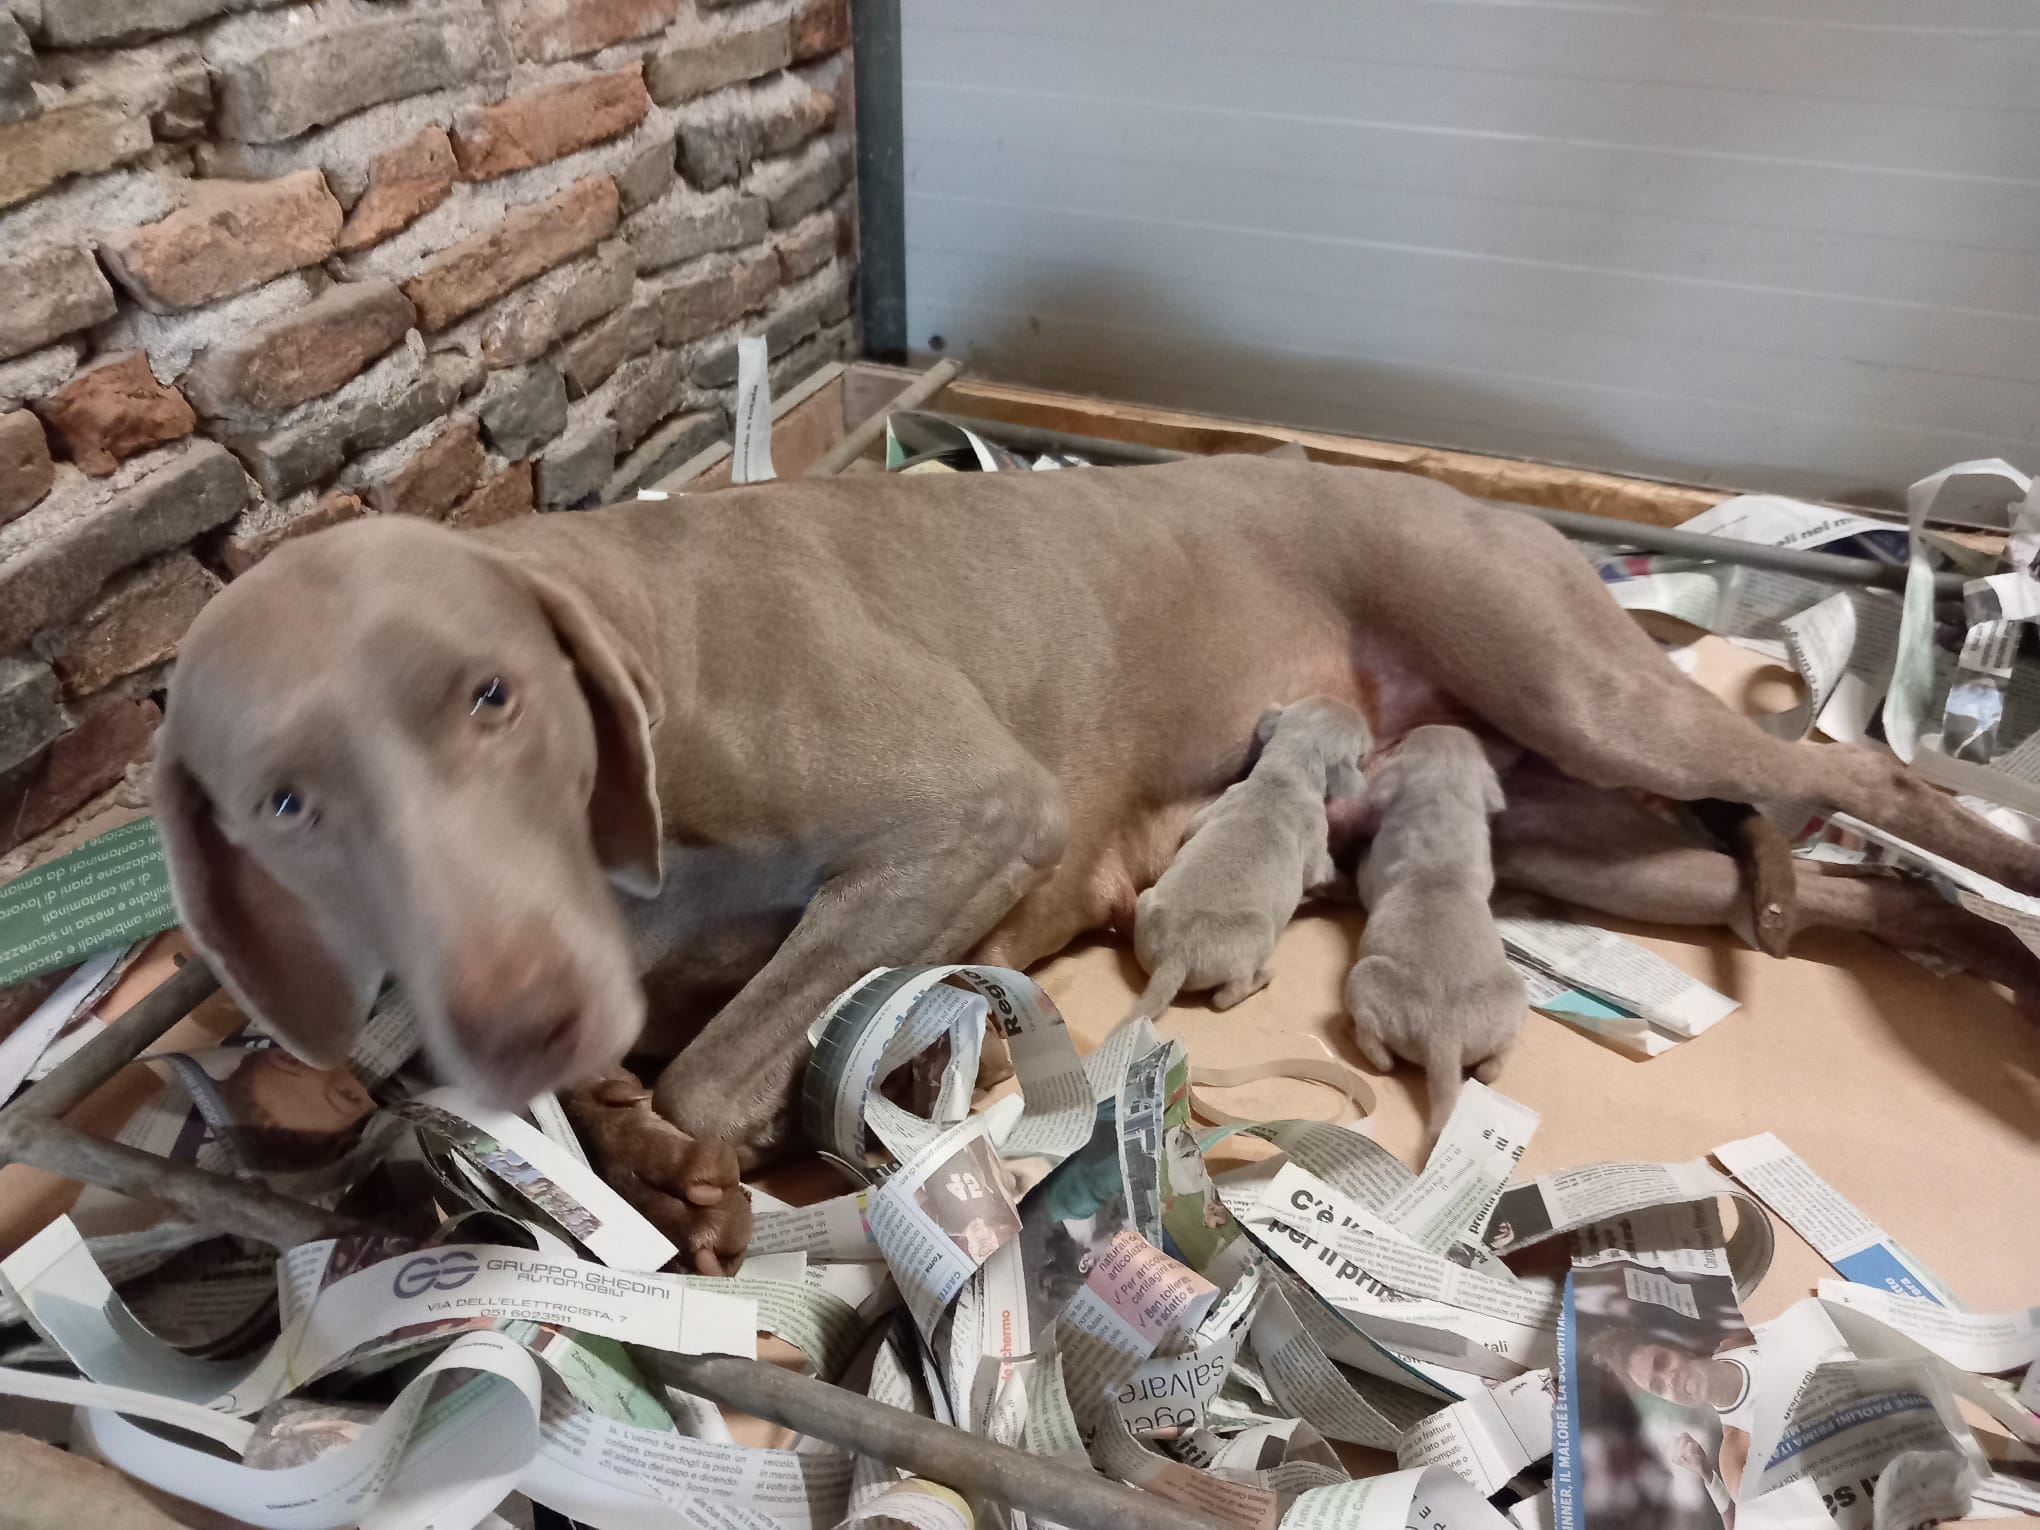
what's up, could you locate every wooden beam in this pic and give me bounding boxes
[844,365,1725,529]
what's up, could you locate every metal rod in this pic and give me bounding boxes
[4,957,219,1122]
[1519,503,1962,597]
[935,414,1184,467]
[0,1118,364,1245]
[922,411,1969,598]
[654,1353,1224,1530]
[809,359,962,476]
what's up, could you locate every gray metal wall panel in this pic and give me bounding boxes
[899,2,2040,503]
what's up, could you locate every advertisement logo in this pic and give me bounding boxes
[392,1250,480,1297]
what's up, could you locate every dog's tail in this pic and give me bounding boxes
[1130,958,1188,1022]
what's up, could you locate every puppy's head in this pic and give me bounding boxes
[1254,697,1373,798]
[154,517,659,1106]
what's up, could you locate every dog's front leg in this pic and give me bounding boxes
[568,759,1068,1271]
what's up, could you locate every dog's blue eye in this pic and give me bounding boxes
[471,677,510,714]
[269,789,303,819]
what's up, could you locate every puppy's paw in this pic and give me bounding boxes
[564,1071,752,1274]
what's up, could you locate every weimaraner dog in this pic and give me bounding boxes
[155,457,2038,1270]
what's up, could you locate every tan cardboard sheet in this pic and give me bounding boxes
[1030,635,2040,1325]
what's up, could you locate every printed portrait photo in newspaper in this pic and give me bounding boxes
[1561,1259,1758,1530]
[913,1131,1022,1265]
[158,1039,378,1175]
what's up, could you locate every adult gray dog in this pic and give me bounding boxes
[154,457,2037,1270]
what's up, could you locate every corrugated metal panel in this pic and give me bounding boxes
[899,1,2040,504]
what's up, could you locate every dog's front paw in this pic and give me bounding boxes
[564,1071,751,1274]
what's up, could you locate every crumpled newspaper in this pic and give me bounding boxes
[1,954,2032,1530]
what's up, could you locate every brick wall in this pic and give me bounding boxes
[0,0,858,864]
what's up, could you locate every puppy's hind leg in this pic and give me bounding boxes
[1212,967,1272,1010]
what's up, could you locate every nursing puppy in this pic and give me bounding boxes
[1346,724,1525,1134]
[1131,697,1372,1016]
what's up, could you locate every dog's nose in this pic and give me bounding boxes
[442,930,581,1066]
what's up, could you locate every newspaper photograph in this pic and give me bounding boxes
[1014,1105,1134,1334]
[396,1088,678,1271]
[1556,1255,1758,1530]
[868,1116,1023,1334]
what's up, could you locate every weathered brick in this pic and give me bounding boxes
[650,247,779,347]
[556,294,657,397]
[0,654,61,775]
[364,418,483,519]
[0,94,152,211]
[773,209,835,282]
[607,350,691,451]
[614,135,676,215]
[147,48,214,141]
[0,695,160,852]
[536,412,616,508]
[0,247,117,363]
[337,127,457,255]
[0,440,248,654]
[678,76,833,187]
[626,185,768,274]
[646,18,791,107]
[790,0,850,61]
[0,409,53,524]
[36,354,196,477]
[604,409,719,500]
[215,490,363,577]
[770,312,854,393]
[498,0,679,63]
[223,349,476,501]
[762,260,853,352]
[449,462,535,529]
[214,9,505,145]
[102,171,342,313]
[182,282,416,422]
[38,0,249,47]
[0,12,34,125]
[403,176,621,333]
[34,552,215,697]
[453,68,649,181]
[0,340,85,410]
[743,136,849,228]
[477,364,568,458]
[479,238,635,367]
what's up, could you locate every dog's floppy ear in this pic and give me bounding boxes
[521,570,665,897]
[1326,760,1367,799]
[151,744,379,1067]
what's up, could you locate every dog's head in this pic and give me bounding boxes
[154,517,659,1105]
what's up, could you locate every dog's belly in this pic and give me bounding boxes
[1053,630,1468,939]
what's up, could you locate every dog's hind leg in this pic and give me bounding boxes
[1492,767,2039,993]
[1370,503,2040,892]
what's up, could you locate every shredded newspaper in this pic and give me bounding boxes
[1,950,2033,1530]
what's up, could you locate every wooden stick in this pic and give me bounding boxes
[807,359,961,476]
[654,1353,1224,1530]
